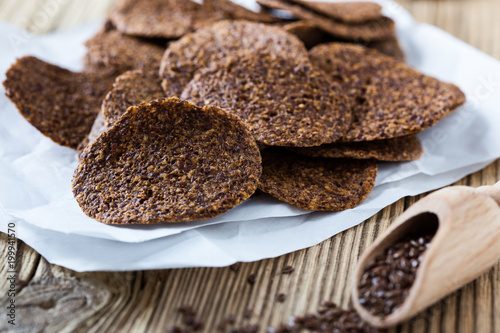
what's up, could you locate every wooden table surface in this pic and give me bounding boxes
[1,0,499,332]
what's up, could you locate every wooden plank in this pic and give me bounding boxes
[0,0,499,332]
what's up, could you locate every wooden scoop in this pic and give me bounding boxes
[352,181,500,328]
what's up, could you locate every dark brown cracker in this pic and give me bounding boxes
[257,0,395,41]
[289,135,423,162]
[309,43,466,141]
[205,0,280,23]
[283,21,334,49]
[160,20,310,96]
[3,56,115,149]
[181,52,351,147]
[366,37,405,62]
[83,21,166,74]
[81,70,166,149]
[85,110,107,148]
[258,148,377,211]
[108,0,227,39]
[102,70,165,129]
[288,1,382,23]
[73,97,262,224]
[284,21,405,60]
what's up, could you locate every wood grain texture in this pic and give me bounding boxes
[0,0,499,332]
[353,182,500,328]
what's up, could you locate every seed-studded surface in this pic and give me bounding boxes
[3,56,115,149]
[108,0,227,39]
[160,20,309,96]
[309,42,389,98]
[358,233,434,317]
[182,52,351,147]
[73,98,261,224]
[102,70,165,128]
[205,0,279,23]
[289,135,423,162]
[257,0,395,41]
[271,301,383,332]
[288,0,382,23]
[82,70,166,149]
[284,21,405,60]
[309,43,466,141]
[83,21,166,74]
[258,148,377,211]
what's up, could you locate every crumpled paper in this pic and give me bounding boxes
[1,0,500,271]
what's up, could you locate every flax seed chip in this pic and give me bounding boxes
[283,21,334,49]
[205,0,279,23]
[181,52,351,147]
[367,37,405,62]
[81,70,166,148]
[3,56,115,149]
[84,110,107,149]
[309,43,466,141]
[289,135,423,162]
[102,70,165,129]
[258,148,377,211]
[284,21,405,60]
[83,21,166,74]
[257,0,394,41]
[73,98,261,224]
[160,20,309,96]
[288,1,382,23]
[108,0,226,39]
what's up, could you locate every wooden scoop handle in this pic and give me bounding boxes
[352,181,500,328]
[476,180,500,205]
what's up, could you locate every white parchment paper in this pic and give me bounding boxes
[1,0,500,271]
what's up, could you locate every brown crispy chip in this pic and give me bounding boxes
[309,43,466,141]
[160,20,309,96]
[181,52,351,147]
[283,21,333,49]
[3,56,115,149]
[367,37,405,62]
[289,135,423,162]
[288,1,382,23]
[108,0,227,39]
[283,21,405,60]
[257,0,394,41]
[102,70,165,129]
[83,21,166,74]
[205,0,280,23]
[81,70,166,148]
[73,98,262,224]
[85,110,107,148]
[258,148,377,211]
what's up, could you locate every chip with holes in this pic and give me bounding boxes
[3,56,115,149]
[73,98,262,224]
[258,148,377,211]
[108,0,227,39]
[257,0,394,41]
[160,20,310,96]
[181,51,351,147]
[309,43,466,141]
[83,21,166,74]
[289,135,423,162]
